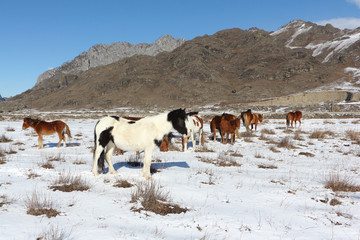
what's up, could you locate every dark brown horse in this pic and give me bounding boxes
[22,117,72,149]
[210,113,237,142]
[286,110,302,129]
[219,115,241,145]
[242,112,263,133]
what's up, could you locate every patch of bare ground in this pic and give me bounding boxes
[25,190,61,218]
[130,181,187,216]
[299,152,315,157]
[50,172,90,192]
[258,164,278,169]
[113,179,134,188]
[325,173,360,192]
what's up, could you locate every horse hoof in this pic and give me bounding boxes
[92,171,99,176]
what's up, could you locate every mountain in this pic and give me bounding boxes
[36,35,186,85]
[0,94,5,102]
[2,20,360,111]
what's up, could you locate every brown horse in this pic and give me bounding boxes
[210,113,237,142]
[286,110,302,129]
[219,115,241,145]
[22,117,72,149]
[242,112,263,133]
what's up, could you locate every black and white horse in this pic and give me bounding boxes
[92,108,188,179]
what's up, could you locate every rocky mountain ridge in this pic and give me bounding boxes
[2,20,360,111]
[36,35,186,85]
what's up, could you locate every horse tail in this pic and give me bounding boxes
[286,114,290,128]
[93,127,105,173]
[65,124,72,139]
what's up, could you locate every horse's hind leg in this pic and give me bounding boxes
[105,142,117,174]
[142,147,154,180]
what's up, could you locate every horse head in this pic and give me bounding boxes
[258,114,264,123]
[22,117,31,130]
[167,108,187,135]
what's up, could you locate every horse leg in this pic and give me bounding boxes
[190,130,195,149]
[105,142,116,174]
[38,134,43,149]
[92,144,103,176]
[142,147,154,180]
[299,119,302,128]
[182,134,188,151]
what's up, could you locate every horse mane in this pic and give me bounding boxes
[187,111,199,116]
[25,117,41,125]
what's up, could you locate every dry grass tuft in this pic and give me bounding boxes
[309,130,335,139]
[0,194,13,207]
[269,146,280,153]
[0,134,12,143]
[25,190,60,218]
[261,128,275,135]
[200,153,241,167]
[50,172,90,192]
[47,153,65,162]
[195,145,215,152]
[345,130,360,142]
[130,181,187,215]
[37,224,72,240]
[277,137,296,149]
[325,173,360,192]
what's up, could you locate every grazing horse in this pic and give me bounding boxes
[210,113,237,142]
[92,108,188,179]
[182,112,204,151]
[22,117,72,149]
[220,115,241,145]
[242,112,263,133]
[286,110,302,129]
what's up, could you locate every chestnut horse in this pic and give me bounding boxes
[286,110,302,129]
[22,117,72,149]
[220,115,241,145]
[210,113,237,142]
[242,112,263,133]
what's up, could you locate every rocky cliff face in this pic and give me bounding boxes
[36,35,186,85]
[2,20,360,111]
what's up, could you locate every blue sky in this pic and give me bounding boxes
[1,0,360,98]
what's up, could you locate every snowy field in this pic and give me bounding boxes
[0,115,359,240]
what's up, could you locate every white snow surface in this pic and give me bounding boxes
[0,117,360,239]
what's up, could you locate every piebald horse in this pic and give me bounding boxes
[92,109,187,179]
[182,112,204,151]
[286,110,302,129]
[22,117,72,149]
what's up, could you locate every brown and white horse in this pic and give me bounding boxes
[182,112,204,151]
[22,117,72,149]
[241,111,263,133]
[286,110,302,129]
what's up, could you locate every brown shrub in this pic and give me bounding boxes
[261,128,275,135]
[25,190,60,218]
[50,172,90,192]
[113,179,133,188]
[309,130,335,139]
[325,173,360,192]
[277,137,296,149]
[130,181,187,215]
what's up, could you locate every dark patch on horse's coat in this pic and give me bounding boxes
[154,139,163,148]
[99,127,114,148]
[167,108,187,135]
[128,121,136,124]
[110,116,120,121]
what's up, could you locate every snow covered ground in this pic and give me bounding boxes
[0,115,359,239]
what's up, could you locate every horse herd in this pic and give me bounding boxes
[21,109,302,179]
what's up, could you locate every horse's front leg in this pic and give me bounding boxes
[38,134,43,149]
[142,147,153,180]
[190,131,196,149]
[182,134,188,151]
[105,142,117,174]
